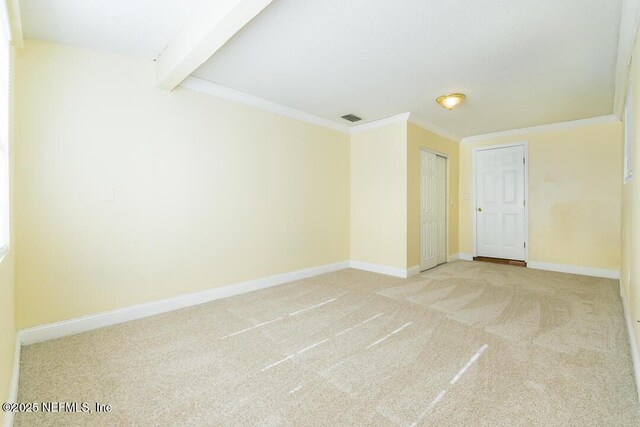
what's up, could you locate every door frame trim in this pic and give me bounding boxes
[420,147,448,271]
[472,141,529,261]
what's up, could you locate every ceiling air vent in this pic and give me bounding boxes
[341,114,362,122]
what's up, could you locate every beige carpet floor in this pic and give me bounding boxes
[15,261,640,426]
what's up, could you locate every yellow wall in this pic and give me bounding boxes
[14,40,351,328]
[621,20,640,365]
[0,252,14,427]
[459,121,622,270]
[350,123,407,269]
[406,123,459,268]
[0,45,15,426]
[11,40,627,339]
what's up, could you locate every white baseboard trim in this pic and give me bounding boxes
[406,265,421,277]
[18,261,350,346]
[459,255,618,279]
[348,261,409,278]
[26,257,616,347]
[527,261,620,279]
[447,253,460,262]
[619,281,640,404]
[3,338,20,427]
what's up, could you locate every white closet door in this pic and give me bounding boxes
[420,151,437,271]
[436,155,447,265]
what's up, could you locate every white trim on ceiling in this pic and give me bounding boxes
[408,114,462,143]
[180,76,352,133]
[180,77,416,135]
[349,112,410,134]
[460,115,620,144]
[181,78,621,142]
[613,0,640,118]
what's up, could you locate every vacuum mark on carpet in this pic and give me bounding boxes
[220,317,284,340]
[367,322,413,349]
[321,359,346,375]
[288,298,337,316]
[221,296,341,339]
[410,344,489,426]
[297,339,329,354]
[262,313,386,372]
[450,344,488,385]
[262,339,331,372]
[409,390,447,427]
[262,354,296,371]
[335,312,385,337]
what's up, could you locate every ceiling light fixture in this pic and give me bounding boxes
[436,93,466,110]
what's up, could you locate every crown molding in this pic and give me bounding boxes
[613,0,640,118]
[180,78,420,136]
[348,112,410,134]
[460,115,620,144]
[180,76,351,134]
[408,114,462,143]
[181,76,615,144]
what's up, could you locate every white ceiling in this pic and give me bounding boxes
[20,0,204,59]
[192,0,623,137]
[20,0,624,137]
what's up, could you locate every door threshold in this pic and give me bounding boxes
[473,256,526,267]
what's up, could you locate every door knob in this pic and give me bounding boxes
[477,207,482,212]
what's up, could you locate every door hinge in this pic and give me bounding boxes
[523,199,526,206]
[524,242,526,248]
[523,157,526,164]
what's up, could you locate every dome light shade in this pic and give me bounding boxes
[436,93,466,110]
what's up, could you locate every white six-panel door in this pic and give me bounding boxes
[475,145,526,260]
[421,150,447,271]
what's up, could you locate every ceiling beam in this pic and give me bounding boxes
[0,0,23,47]
[8,0,23,48]
[613,0,640,117]
[156,0,273,91]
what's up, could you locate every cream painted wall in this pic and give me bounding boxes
[350,123,407,269]
[0,44,15,426]
[0,251,15,427]
[459,121,622,270]
[621,18,640,370]
[406,123,459,268]
[14,40,350,328]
